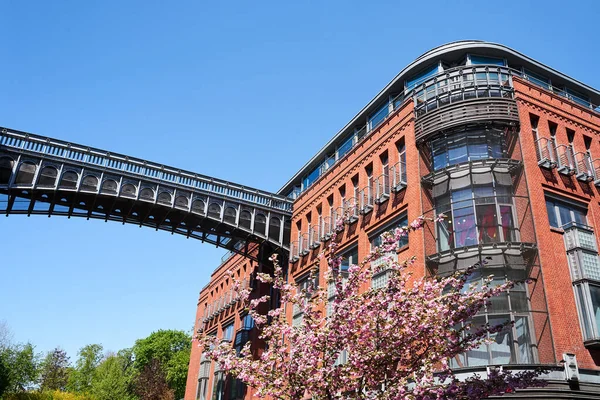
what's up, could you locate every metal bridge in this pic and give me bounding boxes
[0,127,293,261]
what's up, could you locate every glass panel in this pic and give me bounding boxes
[515,316,533,363]
[453,205,476,247]
[406,64,439,91]
[500,205,515,242]
[489,316,513,364]
[558,203,572,226]
[589,285,600,339]
[576,284,593,339]
[465,316,488,366]
[546,200,558,228]
[337,135,354,159]
[470,55,505,66]
[437,210,453,252]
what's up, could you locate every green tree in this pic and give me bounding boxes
[0,355,9,398]
[40,348,70,392]
[91,350,136,400]
[68,344,104,394]
[1,342,40,392]
[132,330,190,399]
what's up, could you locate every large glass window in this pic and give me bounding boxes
[450,268,535,368]
[436,182,517,252]
[431,128,506,171]
[302,166,321,190]
[406,64,439,91]
[369,214,409,288]
[545,196,587,228]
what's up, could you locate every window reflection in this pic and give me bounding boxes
[431,128,506,171]
[436,183,517,251]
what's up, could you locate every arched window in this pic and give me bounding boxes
[0,157,14,184]
[157,192,172,205]
[15,162,36,185]
[192,200,205,215]
[101,180,118,195]
[240,210,252,230]
[255,213,267,236]
[37,166,58,187]
[208,203,221,219]
[175,196,189,209]
[140,188,155,201]
[81,175,99,191]
[224,207,237,224]
[59,171,79,189]
[269,217,281,242]
[120,183,137,198]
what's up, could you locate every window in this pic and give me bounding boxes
[430,127,505,171]
[15,162,37,185]
[368,101,390,131]
[435,180,517,252]
[545,197,587,228]
[241,314,254,331]
[370,214,409,289]
[405,64,439,91]
[197,352,211,400]
[222,323,234,342]
[302,166,321,190]
[292,271,319,327]
[340,247,358,272]
[523,69,551,90]
[337,134,355,160]
[469,55,505,66]
[450,268,535,368]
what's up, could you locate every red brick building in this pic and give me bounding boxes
[185,41,600,399]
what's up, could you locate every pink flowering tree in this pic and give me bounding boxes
[198,216,545,399]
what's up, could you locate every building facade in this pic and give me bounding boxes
[184,41,600,399]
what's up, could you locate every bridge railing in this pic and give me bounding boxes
[0,127,293,213]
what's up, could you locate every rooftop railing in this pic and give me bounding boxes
[0,127,293,213]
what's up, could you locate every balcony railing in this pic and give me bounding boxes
[289,241,300,262]
[390,161,407,193]
[534,137,557,169]
[343,197,359,224]
[414,65,514,117]
[374,173,390,204]
[308,225,321,249]
[319,216,332,241]
[575,152,595,182]
[359,185,374,215]
[556,145,576,175]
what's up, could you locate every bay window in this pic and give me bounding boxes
[430,127,506,171]
[450,268,536,368]
[435,181,517,252]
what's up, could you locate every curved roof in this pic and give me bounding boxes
[278,40,600,196]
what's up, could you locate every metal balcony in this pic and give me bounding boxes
[390,161,407,193]
[556,145,576,176]
[575,152,595,182]
[374,173,390,204]
[359,185,374,215]
[534,137,557,169]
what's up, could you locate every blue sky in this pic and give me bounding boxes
[1,1,599,360]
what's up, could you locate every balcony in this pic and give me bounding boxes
[575,152,595,182]
[359,185,374,215]
[413,65,519,143]
[308,225,321,249]
[343,197,359,224]
[374,173,390,204]
[319,216,332,241]
[556,145,576,176]
[534,137,557,169]
[390,160,407,193]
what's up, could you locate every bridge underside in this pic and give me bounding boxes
[0,187,274,261]
[0,127,293,262]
